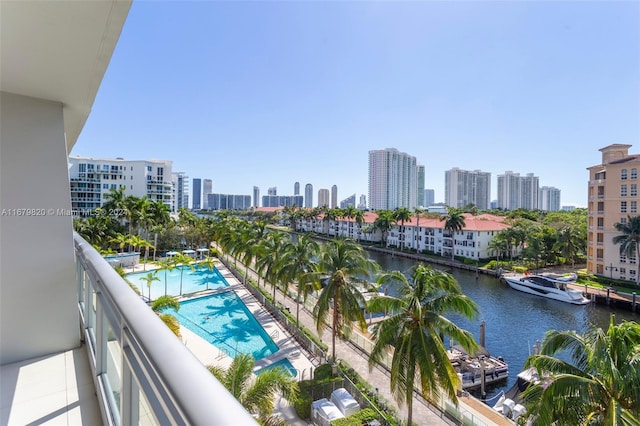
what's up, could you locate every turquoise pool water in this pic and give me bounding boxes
[256,358,298,378]
[127,265,228,299]
[171,292,279,360]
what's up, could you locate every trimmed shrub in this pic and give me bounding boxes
[331,408,380,426]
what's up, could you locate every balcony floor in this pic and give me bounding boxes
[1,347,101,425]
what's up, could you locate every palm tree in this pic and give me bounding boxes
[198,256,216,290]
[613,216,640,284]
[442,208,466,260]
[207,353,298,425]
[314,239,379,361]
[174,253,195,295]
[393,207,413,250]
[322,208,339,237]
[109,232,131,253]
[102,186,128,220]
[367,265,479,426]
[255,232,287,304]
[138,239,155,271]
[279,234,320,326]
[157,258,176,296]
[151,295,182,338]
[522,315,640,425]
[373,210,396,247]
[354,210,365,242]
[140,271,160,301]
[414,207,425,252]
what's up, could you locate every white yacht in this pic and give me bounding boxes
[504,274,590,305]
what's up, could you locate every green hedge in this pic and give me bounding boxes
[331,408,380,426]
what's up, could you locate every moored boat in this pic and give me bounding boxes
[447,345,508,390]
[503,274,590,305]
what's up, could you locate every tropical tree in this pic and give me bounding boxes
[255,232,287,303]
[522,316,640,425]
[198,256,217,290]
[151,295,182,338]
[613,216,640,284]
[354,210,365,242]
[109,232,131,253]
[140,271,160,301]
[102,186,128,221]
[138,239,155,271]
[367,265,479,425]
[157,258,176,296]
[314,239,379,361]
[373,210,396,247]
[442,208,466,260]
[414,207,425,252]
[393,207,413,250]
[279,234,320,326]
[174,253,196,295]
[487,233,508,265]
[207,353,298,426]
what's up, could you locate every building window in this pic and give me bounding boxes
[147,165,152,172]
[79,164,86,172]
[111,184,116,189]
[632,168,638,179]
[103,184,108,189]
[632,184,638,197]
[620,267,626,274]
[632,201,638,214]
[621,185,627,197]
[621,254,627,263]
[621,169,628,180]
[621,217,627,225]
[621,201,627,213]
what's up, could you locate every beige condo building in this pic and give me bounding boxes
[587,144,640,280]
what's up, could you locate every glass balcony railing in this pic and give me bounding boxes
[74,233,257,426]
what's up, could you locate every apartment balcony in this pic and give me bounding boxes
[1,234,256,426]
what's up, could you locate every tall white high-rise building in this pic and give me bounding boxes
[253,186,260,208]
[304,184,313,208]
[444,168,491,210]
[294,182,300,195]
[68,156,174,212]
[268,187,277,196]
[331,185,338,208]
[521,173,540,210]
[368,148,420,210]
[539,186,561,211]
[172,172,189,212]
[497,171,540,210]
[203,179,212,209]
[318,188,330,208]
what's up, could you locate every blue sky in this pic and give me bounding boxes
[72,1,640,208]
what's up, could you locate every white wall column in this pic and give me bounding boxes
[1,92,78,365]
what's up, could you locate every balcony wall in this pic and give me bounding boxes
[1,92,79,365]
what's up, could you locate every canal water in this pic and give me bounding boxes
[366,250,639,402]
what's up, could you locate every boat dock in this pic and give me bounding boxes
[569,283,639,313]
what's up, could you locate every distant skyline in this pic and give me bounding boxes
[71,1,639,208]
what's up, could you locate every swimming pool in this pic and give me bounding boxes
[171,292,279,360]
[127,265,229,299]
[256,358,298,378]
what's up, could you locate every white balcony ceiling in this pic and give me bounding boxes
[0,0,131,150]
